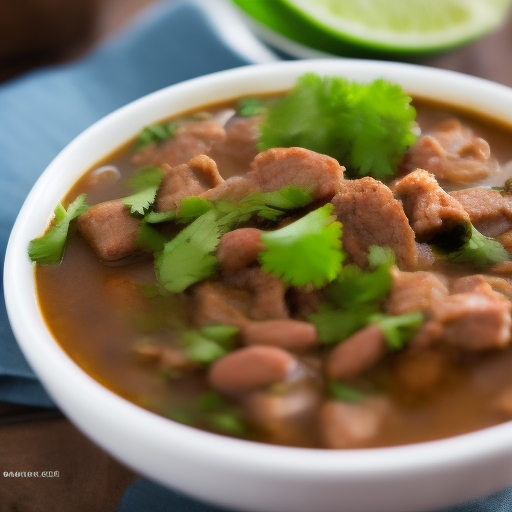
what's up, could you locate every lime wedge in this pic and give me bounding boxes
[232,0,511,56]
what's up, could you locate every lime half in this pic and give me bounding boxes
[232,0,511,56]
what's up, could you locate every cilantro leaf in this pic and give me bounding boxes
[328,381,365,402]
[236,97,266,117]
[143,211,176,224]
[123,166,165,215]
[28,194,89,264]
[327,245,395,309]
[370,312,424,351]
[177,197,213,223]
[435,225,509,267]
[134,122,177,152]
[259,73,417,180]
[309,306,376,345]
[136,222,167,253]
[259,204,344,288]
[180,325,239,364]
[155,209,222,293]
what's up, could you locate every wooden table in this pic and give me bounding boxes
[1,2,512,511]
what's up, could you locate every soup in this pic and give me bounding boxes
[31,74,512,449]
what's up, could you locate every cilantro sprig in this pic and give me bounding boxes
[154,186,314,293]
[259,204,344,288]
[123,166,165,215]
[180,325,240,364]
[309,246,422,351]
[259,73,417,180]
[434,225,509,267]
[134,122,177,152]
[28,194,89,264]
[236,97,266,117]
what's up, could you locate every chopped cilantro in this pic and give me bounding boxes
[236,97,266,117]
[28,194,89,264]
[492,178,512,194]
[259,73,417,180]
[143,210,176,224]
[329,381,365,402]
[136,222,167,253]
[196,391,224,411]
[177,197,213,223]
[259,204,344,288]
[155,209,221,293]
[134,122,177,152]
[180,324,239,364]
[310,307,374,345]
[435,225,509,267]
[123,166,165,215]
[370,312,423,351]
[200,325,240,343]
[167,410,195,426]
[208,412,247,436]
[327,245,394,309]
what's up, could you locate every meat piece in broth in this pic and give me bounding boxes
[393,169,470,244]
[77,200,140,261]
[225,267,289,321]
[450,188,512,236]
[200,176,260,203]
[217,228,264,274]
[132,120,225,168]
[247,147,345,200]
[401,119,498,183]
[320,397,391,449]
[331,177,417,269]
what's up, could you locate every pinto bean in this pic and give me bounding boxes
[326,325,386,381]
[208,346,299,393]
[240,320,318,352]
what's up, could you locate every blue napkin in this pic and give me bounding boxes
[1,1,511,510]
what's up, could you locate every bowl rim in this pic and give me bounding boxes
[5,57,512,482]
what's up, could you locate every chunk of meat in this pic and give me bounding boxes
[225,267,288,320]
[247,147,345,199]
[77,200,140,261]
[131,120,225,168]
[326,325,386,381]
[394,350,448,394]
[191,282,250,328]
[385,267,448,316]
[187,154,224,187]
[451,274,512,300]
[320,397,391,449]
[244,387,320,445]
[401,119,498,183]
[208,346,300,393]
[331,178,417,269]
[241,320,318,353]
[415,242,437,270]
[499,230,512,256]
[431,281,512,351]
[287,287,323,319]
[211,115,261,167]
[217,228,264,274]
[154,162,205,213]
[393,169,470,244]
[200,176,260,203]
[450,188,512,233]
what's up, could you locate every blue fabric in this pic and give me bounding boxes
[0,1,511,510]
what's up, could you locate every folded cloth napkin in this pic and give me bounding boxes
[1,1,511,511]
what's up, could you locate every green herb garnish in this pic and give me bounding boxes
[28,194,89,264]
[123,166,165,215]
[236,97,266,117]
[370,312,424,351]
[259,204,345,288]
[134,122,177,152]
[329,381,366,402]
[259,73,417,180]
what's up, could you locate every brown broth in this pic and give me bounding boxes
[35,96,512,448]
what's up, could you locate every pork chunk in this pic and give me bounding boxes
[331,177,417,269]
[132,120,225,168]
[320,397,391,449]
[450,188,512,236]
[217,228,264,274]
[154,162,205,213]
[77,200,140,261]
[394,169,470,244]
[225,267,288,321]
[200,176,259,203]
[326,325,386,381]
[247,147,345,200]
[401,119,498,184]
[187,154,224,187]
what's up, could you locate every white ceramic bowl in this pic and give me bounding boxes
[5,59,512,512]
